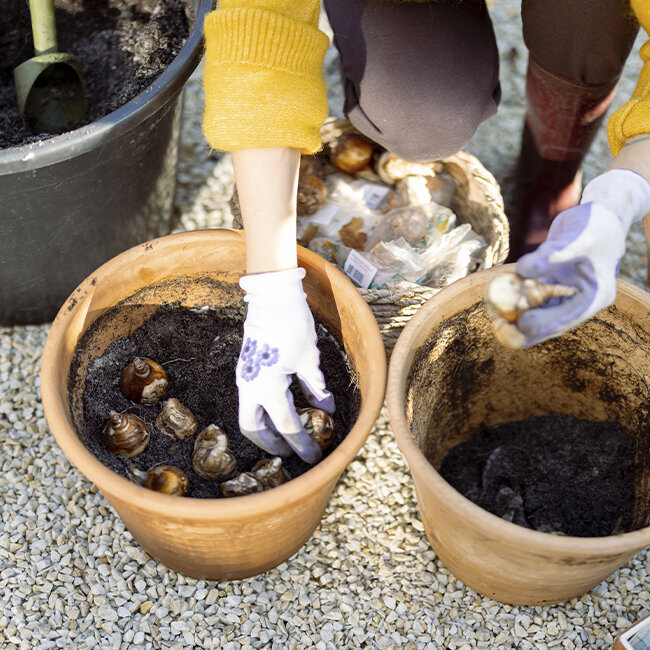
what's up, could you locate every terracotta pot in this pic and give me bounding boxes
[386,263,650,605]
[40,229,386,580]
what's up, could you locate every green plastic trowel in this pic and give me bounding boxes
[13,0,86,134]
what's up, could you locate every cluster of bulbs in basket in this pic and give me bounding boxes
[101,357,335,497]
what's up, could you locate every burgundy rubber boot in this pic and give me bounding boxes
[507,57,619,261]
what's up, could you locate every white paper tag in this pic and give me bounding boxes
[344,249,377,289]
[363,183,391,209]
[307,204,339,226]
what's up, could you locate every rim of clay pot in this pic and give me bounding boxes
[0,0,212,174]
[41,229,386,520]
[386,264,650,555]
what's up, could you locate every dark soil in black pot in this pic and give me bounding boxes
[70,303,361,499]
[439,413,635,537]
[1,0,190,149]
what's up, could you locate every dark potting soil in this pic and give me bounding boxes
[439,413,635,537]
[1,0,190,149]
[73,303,361,499]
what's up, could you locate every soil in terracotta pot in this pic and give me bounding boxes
[71,303,361,499]
[1,0,190,149]
[439,413,635,538]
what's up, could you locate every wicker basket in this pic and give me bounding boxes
[230,118,509,357]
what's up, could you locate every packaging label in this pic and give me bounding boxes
[344,249,378,289]
[363,183,391,210]
[308,204,339,226]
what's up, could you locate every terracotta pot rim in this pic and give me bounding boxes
[386,265,650,553]
[41,229,386,520]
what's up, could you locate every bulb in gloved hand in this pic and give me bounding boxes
[221,472,263,498]
[119,357,168,404]
[156,398,197,440]
[331,135,374,174]
[192,425,236,481]
[129,464,189,496]
[297,407,335,451]
[486,272,576,323]
[101,411,150,458]
[252,457,290,489]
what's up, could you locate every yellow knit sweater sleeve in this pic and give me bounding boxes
[608,0,650,156]
[202,0,329,154]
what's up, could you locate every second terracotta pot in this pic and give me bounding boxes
[387,264,650,605]
[40,229,386,580]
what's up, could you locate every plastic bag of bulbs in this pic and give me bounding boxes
[296,134,487,290]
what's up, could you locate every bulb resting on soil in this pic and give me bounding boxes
[252,457,290,489]
[298,407,335,451]
[119,357,168,404]
[101,411,150,458]
[156,398,197,440]
[192,424,236,481]
[129,464,189,496]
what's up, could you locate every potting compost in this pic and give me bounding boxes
[71,303,361,498]
[439,413,635,538]
[1,0,190,149]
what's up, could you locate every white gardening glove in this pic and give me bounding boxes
[515,169,650,346]
[236,267,335,463]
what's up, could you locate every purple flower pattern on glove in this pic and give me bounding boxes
[238,339,279,382]
[258,343,279,366]
[239,356,261,382]
[241,338,257,361]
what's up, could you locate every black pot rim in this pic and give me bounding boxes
[0,0,213,175]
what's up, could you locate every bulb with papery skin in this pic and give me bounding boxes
[297,407,335,451]
[252,457,290,489]
[221,472,263,497]
[331,135,374,174]
[156,398,197,440]
[101,411,150,458]
[129,464,189,496]
[192,425,236,481]
[119,357,168,404]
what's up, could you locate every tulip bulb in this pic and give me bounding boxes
[252,457,290,489]
[156,398,197,440]
[119,357,168,404]
[331,135,374,174]
[221,472,263,498]
[129,464,189,496]
[192,425,236,481]
[297,174,328,216]
[298,407,335,451]
[486,272,576,324]
[101,411,150,458]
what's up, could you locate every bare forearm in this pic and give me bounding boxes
[231,147,301,274]
[608,134,650,183]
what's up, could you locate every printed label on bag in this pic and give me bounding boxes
[308,204,339,226]
[363,183,391,209]
[344,249,377,289]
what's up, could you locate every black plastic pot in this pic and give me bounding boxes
[0,0,213,325]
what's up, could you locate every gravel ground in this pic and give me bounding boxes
[1,3,649,649]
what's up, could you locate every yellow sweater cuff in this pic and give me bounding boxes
[608,1,650,156]
[202,8,329,154]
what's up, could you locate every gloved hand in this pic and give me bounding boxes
[236,267,335,463]
[515,169,650,347]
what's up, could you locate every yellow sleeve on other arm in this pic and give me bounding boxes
[202,1,329,155]
[608,0,650,156]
